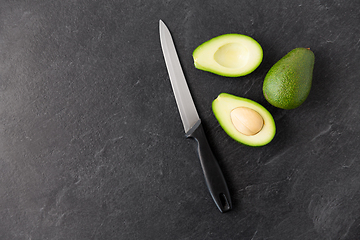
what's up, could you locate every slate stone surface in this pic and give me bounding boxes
[0,0,360,239]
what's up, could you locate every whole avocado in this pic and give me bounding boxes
[263,48,315,110]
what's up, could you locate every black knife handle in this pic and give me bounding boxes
[186,120,232,212]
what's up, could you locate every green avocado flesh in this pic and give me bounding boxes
[212,93,276,147]
[263,48,315,109]
[193,34,263,77]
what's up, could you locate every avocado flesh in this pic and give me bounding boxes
[212,93,276,147]
[193,34,263,77]
[263,48,315,109]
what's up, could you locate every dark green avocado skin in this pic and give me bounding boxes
[263,48,315,110]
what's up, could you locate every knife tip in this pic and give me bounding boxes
[159,19,168,34]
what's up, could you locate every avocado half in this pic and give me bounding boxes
[193,34,263,77]
[212,93,276,147]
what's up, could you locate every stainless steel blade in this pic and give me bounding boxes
[159,20,200,133]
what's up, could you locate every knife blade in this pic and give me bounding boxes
[159,20,232,212]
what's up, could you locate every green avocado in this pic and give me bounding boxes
[193,34,263,77]
[212,93,276,147]
[263,48,315,109]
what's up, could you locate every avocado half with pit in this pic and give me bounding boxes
[212,93,276,146]
[193,34,263,77]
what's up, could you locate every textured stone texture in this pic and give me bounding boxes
[0,0,360,239]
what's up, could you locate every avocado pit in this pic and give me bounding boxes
[230,107,264,136]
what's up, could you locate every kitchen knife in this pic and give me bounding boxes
[159,20,232,212]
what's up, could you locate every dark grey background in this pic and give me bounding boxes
[1,0,359,239]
